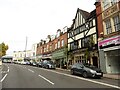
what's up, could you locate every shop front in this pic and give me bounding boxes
[52,48,67,68]
[98,35,120,74]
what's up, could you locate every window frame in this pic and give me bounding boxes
[113,15,120,32]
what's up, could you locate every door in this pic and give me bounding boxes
[76,63,84,74]
[92,56,98,67]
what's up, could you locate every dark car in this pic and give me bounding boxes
[71,63,103,78]
[41,60,56,69]
[38,62,43,67]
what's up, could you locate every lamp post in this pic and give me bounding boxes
[24,36,28,61]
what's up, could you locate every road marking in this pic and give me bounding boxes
[0,74,8,82]
[28,69,34,73]
[1,65,10,73]
[38,74,54,85]
[7,68,9,72]
[37,68,120,89]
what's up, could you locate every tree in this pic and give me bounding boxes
[0,42,9,57]
[84,35,95,63]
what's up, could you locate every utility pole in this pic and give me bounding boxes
[25,36,28,58]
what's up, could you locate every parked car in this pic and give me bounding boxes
[32,62,37,66]
[41,60,56,69]
[71,63,103,78]
[38,62,43,67]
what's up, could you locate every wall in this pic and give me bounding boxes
[95,2,104,39]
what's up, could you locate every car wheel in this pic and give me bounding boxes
[71,70,74,75]
[83,72,88,78]
[46,65,49,69]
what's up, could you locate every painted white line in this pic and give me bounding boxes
[28,69,34,73]
[7,68,9,72]
[0,74,8,82]
[1,71,6,73]
[37,68,120,89]
[38,74,54,85]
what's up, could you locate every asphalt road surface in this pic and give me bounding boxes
[0,63,120,89]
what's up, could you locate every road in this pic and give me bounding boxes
[0,63,120,89]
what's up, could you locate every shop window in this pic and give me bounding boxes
[113,15,120,32]
[105,19,112,34]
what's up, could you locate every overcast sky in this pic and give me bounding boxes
[0,0,96,55]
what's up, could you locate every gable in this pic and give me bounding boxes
[73,8,90,29]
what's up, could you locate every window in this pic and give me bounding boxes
[74,28,80,35]
[105,19,112,34]
[41,47,42,53]
[58,40,60,48]
[47,45,49,51]
[113,15,120,31]
[70,41,78,50]
[61,39,64,47]
[103,0,110,10]
[33,52,35,56]
[80,25,86,32]
[50,45,52,51]
[81,36,92,48]
[111,0,117,5]
[55,43,57,49]
[89,20,93,28]
[69,31,73,38]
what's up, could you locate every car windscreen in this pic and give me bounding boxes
[47,61,54,64]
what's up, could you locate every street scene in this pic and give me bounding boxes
[0,0,120,89]
[0,63,119,89]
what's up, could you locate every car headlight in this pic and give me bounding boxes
[90,70,96,73]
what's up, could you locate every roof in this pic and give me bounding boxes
[78,9,90,20]
[87,9,96,19]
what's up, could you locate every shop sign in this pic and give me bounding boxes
[98,35,120,47]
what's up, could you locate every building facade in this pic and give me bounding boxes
[36,29,68,68]
[13,43,37,62]
[68,8,99,67]
[52,30,68,68]
[95,0,120,74]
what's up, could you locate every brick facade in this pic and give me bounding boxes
[36,32,67,57]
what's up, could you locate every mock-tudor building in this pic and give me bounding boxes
[95,0,120,74]
[67,8,99,67]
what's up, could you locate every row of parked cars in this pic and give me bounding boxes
[14,60,103,78]
[14,60,56,69]
[2,59,103,78]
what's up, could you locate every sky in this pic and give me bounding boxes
[0,0,96,55]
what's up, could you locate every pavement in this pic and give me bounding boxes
[56,68,120,80]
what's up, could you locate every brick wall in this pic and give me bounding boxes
[95,2,104,38]
[36,32,67,55]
